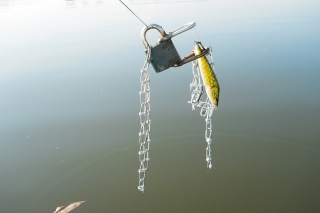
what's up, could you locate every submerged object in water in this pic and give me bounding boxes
[53,201,86,213]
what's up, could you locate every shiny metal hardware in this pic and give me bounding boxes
[141,22,209,73]
[188,47,216,169]
[138,48,152,193]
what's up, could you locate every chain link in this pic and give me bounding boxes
[188,49,215,169]
[137,46,215,191]
[189,61,203,111]
[138,51,151,192]
[205,107,213,169]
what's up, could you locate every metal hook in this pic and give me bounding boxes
[159,22,196,42]
[141,24,166,50]
[141,22,196,50]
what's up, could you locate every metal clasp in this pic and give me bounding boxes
[141,22,209,72]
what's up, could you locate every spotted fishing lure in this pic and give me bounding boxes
[194,42,220,108]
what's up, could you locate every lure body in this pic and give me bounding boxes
[194,43,220,108]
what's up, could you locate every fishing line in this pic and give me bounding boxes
[194,28,201,41]
[119,0,148,27]
[192,0,213,43]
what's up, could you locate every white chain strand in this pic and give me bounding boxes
[188,49,215,169]
[206,50,214,169]
[138,52,151,192]
[205,105,213,169]
[188,61,203,110]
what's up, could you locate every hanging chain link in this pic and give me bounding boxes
[189,60,203,111]
[205,106,213,169]
[137,46,215,191]
[188,48,215,169]
[138,48,151,192]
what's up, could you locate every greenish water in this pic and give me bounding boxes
[1,0,320,212]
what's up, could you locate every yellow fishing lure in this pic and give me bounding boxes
[194,42,220,108]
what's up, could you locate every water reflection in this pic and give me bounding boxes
[129,0,208,4]
[65,0,76,8]
[64,0,103,8]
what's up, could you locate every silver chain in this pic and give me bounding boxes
[137,47,215,192]
[205,106,213,169]
[188,49,215,169]
[138,48,151,192]
[189,60,203,111]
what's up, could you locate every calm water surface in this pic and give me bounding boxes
[1,0,320,212]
